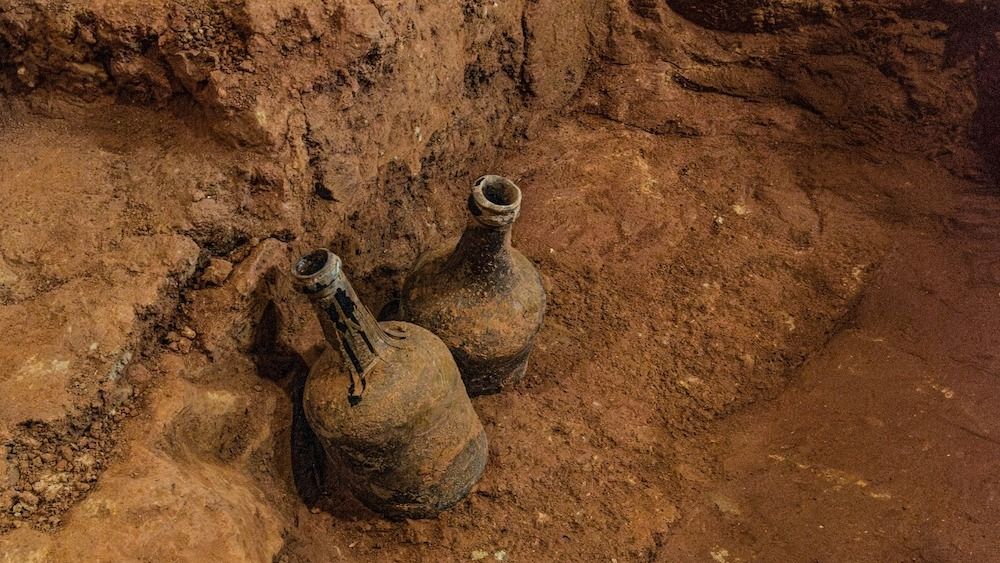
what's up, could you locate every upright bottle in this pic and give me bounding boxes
[400,175,546,396]
[292,249,487,519]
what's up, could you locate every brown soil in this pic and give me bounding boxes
[1,1,998,561]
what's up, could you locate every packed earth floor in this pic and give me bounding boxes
[1,1,998,561]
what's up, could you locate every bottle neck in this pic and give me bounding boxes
[449,175,523,285]
[449,220,515,281]
[294,251,388,405]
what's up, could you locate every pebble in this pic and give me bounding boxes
[179,326,197,340]
[127,364,153,385]
[170,338,193,354]
[0,490,15,510]
[202,258,233,286]
[17,491,39,508]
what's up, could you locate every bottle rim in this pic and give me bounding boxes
[292,248,343,294]
[470,175,521,227]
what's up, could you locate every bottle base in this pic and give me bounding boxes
[348,428,489,520]
[456,346,534,397]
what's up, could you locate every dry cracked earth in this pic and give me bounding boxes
[1,0,998,561]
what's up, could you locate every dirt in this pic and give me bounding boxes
[1,0,998,561]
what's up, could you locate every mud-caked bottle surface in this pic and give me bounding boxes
[400,175,546,396]
[292,249,487,519]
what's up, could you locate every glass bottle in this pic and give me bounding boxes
[292,249,487,519]
[400,175,546,396]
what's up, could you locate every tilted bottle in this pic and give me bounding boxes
[400,175,546,396]
[292,249,487,519]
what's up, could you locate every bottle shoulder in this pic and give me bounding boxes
[404,242,545,308]
[303,322,461,441]
[401,245,546,357]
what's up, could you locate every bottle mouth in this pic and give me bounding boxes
[469,175,521,227]
[292,248,343,295]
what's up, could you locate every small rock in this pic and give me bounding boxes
[202,258,234,286]
[232,238,287,297]
[75,453,97,471]
[17,491,39,508]
[126,364,153,386]
[107,382,135,407]
[471,551,489,560]
[0,490,15,511]
[179,326,197,340]
[192,189,206,202]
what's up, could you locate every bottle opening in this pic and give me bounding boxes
[292,249,343,294]
[482,178,520,207]
[471,176,522,227]
[294,249,330,278]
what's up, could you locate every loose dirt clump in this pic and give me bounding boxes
[3,397,130,533]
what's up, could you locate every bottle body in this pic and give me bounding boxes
[294,250,487,519]
[303,322,487,519]
[401,176,546,396]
